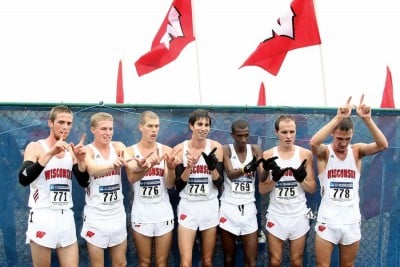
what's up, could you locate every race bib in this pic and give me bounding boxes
[231,176,254,199]
[139,179,161,203]
[99,184,120,205]
[186,177,209,200]
[50,183,71,208]
[274,180,298,203]
[329,181,354,205]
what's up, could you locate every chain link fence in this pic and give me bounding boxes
[0,103,398,267]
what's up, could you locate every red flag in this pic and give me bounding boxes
[380,66,395,108]
[135,0,195,77]
[116,59,124,104]
[240,0,321,76]
[257,82,266,106]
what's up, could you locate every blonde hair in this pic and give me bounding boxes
[90,112,113,127]
[139,111,159,125]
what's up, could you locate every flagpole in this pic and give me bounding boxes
[191,0,203,104]
[313,0,328,107]
[318,46,328,107]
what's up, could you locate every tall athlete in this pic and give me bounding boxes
[219,119,263,267]
[172,109,224,267]
[81,112,128,267]
[310,95,388,267]
[125,111,177,267]
[18,105,88,267]
[259,114,316,267]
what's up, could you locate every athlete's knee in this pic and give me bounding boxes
[246,259,257,267]
[179,259,192,267]
[201,257,213,267]
[269,256,282,267]
[154,256,169,266]
[224,255,235,267]
[116,261,127,267]
[290,254,304,267]
[138,259,151,267]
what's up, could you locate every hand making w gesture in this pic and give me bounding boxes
[70,134,87,163]
[337,96,353,119]
[356,94,372,119]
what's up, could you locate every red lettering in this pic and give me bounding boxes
[327,169,356,179]
[190,165,210,174]
[93,168,121,179]
[147,167,165,177]
[44,168,72,180]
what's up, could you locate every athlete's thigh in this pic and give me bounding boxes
[57,242,79,267]
[86,241,105,267]
[241,231,258,264]
[267,232,284,260]
[154,231,173,264]
[339,241,360,266]
[220,227,237,256]
[177,225,197,263]
[109,239,127,266]
[315,234,335,267]
[30,241,52,267]
[200,227,217,258]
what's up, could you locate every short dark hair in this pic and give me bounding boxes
[335,117,353,131]
[49,105,72,122]
[275,115,296,131]
[231,119,249,133]
[188,109,212,127]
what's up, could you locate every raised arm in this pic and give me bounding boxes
[355,94,388,157]
[309,96,353,160]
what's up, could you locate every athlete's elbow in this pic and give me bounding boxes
[379,140,389,151]
[19,175,31,187]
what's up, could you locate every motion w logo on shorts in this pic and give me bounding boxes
[267,221,275,228]
[36,231,46,238]
[318,224,326,232]
[86,231,95,238]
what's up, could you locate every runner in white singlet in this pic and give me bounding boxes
[310,95,388,267]
[171,109,224,267]
[82,112,128,267]
[125,111,177,267]
[19,105,87,267]
[219,119,263,267]
[259,115,316,267]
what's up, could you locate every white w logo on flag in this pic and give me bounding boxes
[160,6,184,49]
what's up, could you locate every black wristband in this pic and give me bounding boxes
[212,175,224,189]
[72,163,90,187]
[175,164,185,177]
[175,176,188,192]
[19,160,44,187]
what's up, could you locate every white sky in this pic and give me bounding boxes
[0,0,398,108]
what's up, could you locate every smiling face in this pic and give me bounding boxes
[91,119,113,145]
[190,117,211,140]
[90,112,114,145]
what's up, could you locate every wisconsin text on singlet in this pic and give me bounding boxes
[44,168,72,180]
[93,169,120,179]
[147,167,164,176]
[327,169,356,179]
[190,164,209,174]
